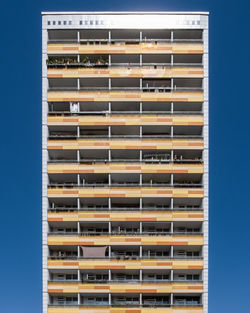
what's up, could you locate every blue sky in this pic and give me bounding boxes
[0,0,249,312]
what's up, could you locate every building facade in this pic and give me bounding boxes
[42,12,209,313]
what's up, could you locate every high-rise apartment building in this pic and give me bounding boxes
[42,12,209,313]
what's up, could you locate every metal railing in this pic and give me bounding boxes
[48,255,203,260]
[48,86,203,92]
[48,158,203,164]
[48,303,202,307]
[47,38,203,44]
[48,279,203,283]
[48,206,203,212]
[47,62,203,68]
[48,231,203,236]
[48,134,203,139]
[48,183,203,188]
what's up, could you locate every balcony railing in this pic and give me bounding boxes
[48,279,203,283]
[48,183,203,188]
[48,158,203,164]
[47,38,203,44]
[48,206,203,212]
[48,255,203,260]
[48,231,203,236]
[48,110,203,116]
[48,86,203,92]
[48,303,202,307]
[48,134,203,139]
[47,62,203,69]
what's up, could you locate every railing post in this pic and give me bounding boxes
[170,293,173,306]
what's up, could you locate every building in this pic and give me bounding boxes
[42,11,209,313]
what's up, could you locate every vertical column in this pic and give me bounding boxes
[78,246,80,258]
[77,126,80,138]
[171,245,173,258]
[109,221,111,234]
[109,54,111,66]
[139,222,142,234]
[140,269,142,281]
[140,174,142,186]
[171,30,174,43]
[108,30,111,43]
[170,222,173,234]
[171,54,174,67]
[140,150,142,162]
[77,78,80,90]
[108,174,111,186]
[108,269,111,281]
[140,293,142,306]
[108,102,111,114]
[109,293,111,305]
[171,102,174,114]
[171,198,174,210]
[108,198,111,210]
[140,102,142,113]
[108,246,111,258]
[170,293,173,306]
[77,174,80,186]
[140,198,142,210]
[170,173,173,186]
[140,246,142,258]
[171,269,173,282]
[77,222,80,234]
[77,150,80,162]
[77,198,80,211]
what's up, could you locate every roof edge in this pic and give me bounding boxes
[41,11,209,15]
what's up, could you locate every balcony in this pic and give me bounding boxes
[47,173,203,189]
[48,101,203,116]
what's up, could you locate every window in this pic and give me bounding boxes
[52,21,56,25]
[63,21,66,25]
[79,21,83,25]
[47,21,50,25]
[58,21,61,25]
[69,21,72,25]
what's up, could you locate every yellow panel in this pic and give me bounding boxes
[47,258,203,270]
[47,138,204,150]
[47,90,203,102]
[48,306,203,313]
[47,115,204,126]
[48,281,203,294]
[47,187,204,198]
[47,67,204,79]
[47,234,203,246]
[47,211,204,223]
[47,42,204,55]
[47,163,203,174]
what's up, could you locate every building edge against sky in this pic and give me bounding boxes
[42,11,209,313]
